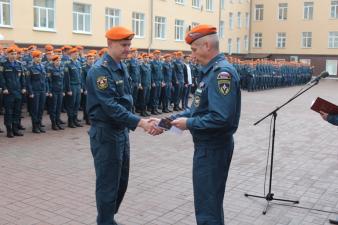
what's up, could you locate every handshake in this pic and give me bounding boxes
[137,117,188,136]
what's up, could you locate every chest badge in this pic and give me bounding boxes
[217,72,231,95]
[96,76,108,90]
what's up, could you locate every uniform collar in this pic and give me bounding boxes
[102,53,122,72]
[201,53,225,75]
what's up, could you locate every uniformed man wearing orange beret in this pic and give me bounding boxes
[86,26,162,225]
[159,24,242,225]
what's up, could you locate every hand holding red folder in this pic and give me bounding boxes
[311,97,338,114]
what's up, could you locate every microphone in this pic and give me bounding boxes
[310,71,329,84]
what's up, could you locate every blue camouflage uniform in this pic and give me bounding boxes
[139,61,152,114]
[127,58,141,111]
[150,59,163,112]
[86,53,141,225]
[26,62,49,132]
[162,61,173,112]
[172,59,185,110]
[172,54,241,225]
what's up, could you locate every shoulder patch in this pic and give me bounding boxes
[217,72,231,95]
[96,76,108,90]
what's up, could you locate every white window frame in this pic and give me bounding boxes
[220,0,225,10]
[303,2,314,20]
[192,0,201,8]
[244,35,249,50]
[132,12,145,38]
[73,3,91,34]
[206,0,214,11]
[302,32,312,48]
[236,37,241,54]
[326,60,337,75]
[237,12,242,29]
[175,0,185,5]
[175,19,184,41]
[328,31,338,48]
[105,8,120,30]
[0,0,11,27]
[278,3,288,21]
[227,38,232,55]
[229,13,234,30]
[245,12,250,29]
[276,32,286,48]
[154,16,166,40]
[33,0,55,31]
[255,4,264,21]
[219,20,224,38]
[253,32,262,48]
[331,0,338,19]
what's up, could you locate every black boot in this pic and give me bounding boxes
[68,118,76,128]
[6,125,14,138]
[13,124,24,136]
[38,122,46,133]
[56,122,65,130]
[32,123,40,133]
[18,124,26,130]
[73,118,83,127]
[58,119,66,125]
[140,110,149,117]
[51,120,59,131]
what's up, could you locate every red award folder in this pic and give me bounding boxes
[311,97,338,114]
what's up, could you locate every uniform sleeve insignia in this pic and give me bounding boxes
[96,76,108,90]
[217,72,231,95]
[0,66,3,72]
[64,67,69,72]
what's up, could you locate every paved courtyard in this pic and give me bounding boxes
[1,79,338,225]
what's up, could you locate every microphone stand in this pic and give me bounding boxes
[244,79,321,215]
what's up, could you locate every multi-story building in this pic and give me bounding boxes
[0,0,336,75]
[250,0,338,76]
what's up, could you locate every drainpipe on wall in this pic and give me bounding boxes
[219,0,222,51]
[147,0,154,53]
[248,0,253,55]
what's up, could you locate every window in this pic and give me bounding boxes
[132,12,145,38]
[154,16,166,39]
[236,38,241,53]
[302,32,312,48]
[220,0,225,9]
[73,3,91,33]
[244,35,248,50]
[254,32,262,48]
[326,60,337,75]
[278,3,288,20]
[331,0,338,19]
[192,0,201,8]
[329,32,338,48]
[304,2,313,20]
[175,0,184,4]
[255,4,264,21]
[175,19,184,41]
[192,22,199,28]
[219,21,224,38]
[34,0,55,30]
[237,12,241,28]
[276,32,286,48]
[206,0,214,11]
[229,13,234,30]
[245,12,250,29]
[300,59,311,65]
[0,0,11,26]
[227,38,232,55]
[105,8,120,30]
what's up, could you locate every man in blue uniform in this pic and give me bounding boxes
[86,26,160,225]
[0,46,27,138]
[169,24,241,225]
[139,54,152,117]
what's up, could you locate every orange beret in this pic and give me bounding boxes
[54,48,62,53]
[44,44,54,51]
[51,55,60,61]
[63,45,72,50]
[6,46,17,53]
[45,51,53,55]
[98,48,108,56]
[105,26,135,41]
[32,50,42,58]
[185,24,217,44]
[130,48,138,52]
[69,48,78,54]
[27,45,37,50]
[142,53,149,58]
[163,54,171,58]
[22,48,28,51]
[176,51,183,56]
[86,53,95,58]
[76,45,84,50]
[88,50,97,54]
[153,50,161,54]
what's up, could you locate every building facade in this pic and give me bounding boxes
[0,0,336,75]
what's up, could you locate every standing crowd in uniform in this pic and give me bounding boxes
[0,43,313,138]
